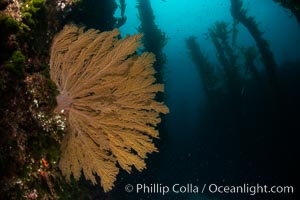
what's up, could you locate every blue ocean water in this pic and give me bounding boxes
[112,1,300,199]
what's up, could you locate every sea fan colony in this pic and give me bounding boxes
[50,25,169,191]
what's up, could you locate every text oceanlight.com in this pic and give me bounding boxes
[124,183,294,196]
